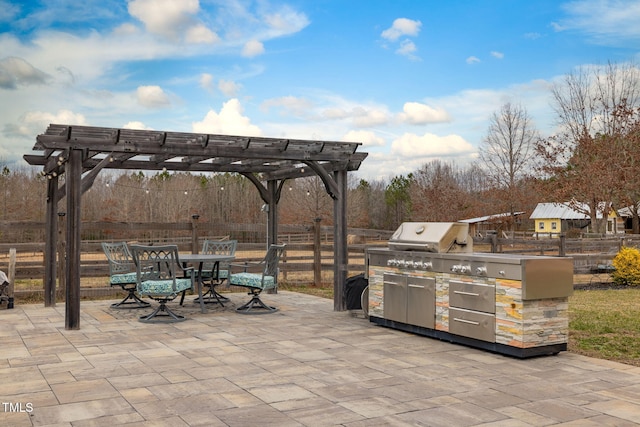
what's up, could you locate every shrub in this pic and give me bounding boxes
[611,246,640,286]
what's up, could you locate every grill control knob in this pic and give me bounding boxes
[424,261,433,270]
[476,266,487,275]
[451,264,471,274]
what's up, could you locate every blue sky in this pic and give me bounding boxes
[1,0,639,180]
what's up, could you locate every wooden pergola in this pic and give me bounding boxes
[24,124,368,329]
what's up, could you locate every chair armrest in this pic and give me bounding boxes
[229,261,263,274]
[180,265,195,279]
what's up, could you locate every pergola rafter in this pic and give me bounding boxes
[24,124,368,329]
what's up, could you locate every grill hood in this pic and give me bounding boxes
[388,222,473,253]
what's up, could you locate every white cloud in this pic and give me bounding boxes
[466,56,481,64]
[192,98,262,136]
[398,102,450,125]
[128,0,218,44]
[350,106,390,128]
[199,73,214,92]
[559,0,640,43]
[218,79,242,97]
[261,96,314,116]
[0,1,20,22]
[113,23,139,36]
[264,6,310,34]
[342,130,385,147]
[4,109,87,137]
[391,132,474,158]
[136,85,171,108]
[242,40,265,57]
[490,51,504,59]
[123,121,153,130]
[396,40,418,59]
[321,107,349,120]
[381,18,422,41]
[0,57,50,89]
[128,0,198,36]
[185,24,219,44]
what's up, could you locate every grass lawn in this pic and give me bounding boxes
[569,288,640,367]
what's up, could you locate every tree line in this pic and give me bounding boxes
[2,61,640,240]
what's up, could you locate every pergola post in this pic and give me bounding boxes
[267,180,279,248]
[44,175,59,307]
[65,148,83,330]
[333,169,348,311]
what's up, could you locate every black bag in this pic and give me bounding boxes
[345,273,368,310]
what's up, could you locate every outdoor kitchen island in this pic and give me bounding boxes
[365,222,574,358]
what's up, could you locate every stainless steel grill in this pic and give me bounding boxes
[366,221,574,358]
[388,222,472,253]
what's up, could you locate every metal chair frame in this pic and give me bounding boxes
[130,244,194,323]
[196,239,237,306]
[229,244,285,314]
[102,242,150,309]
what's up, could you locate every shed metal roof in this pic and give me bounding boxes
[460,212,525,224]
[529,202,593,220]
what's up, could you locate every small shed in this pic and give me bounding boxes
[529,202,621,237]
[459,212,526,237]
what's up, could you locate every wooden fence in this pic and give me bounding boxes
[0,221,392,285]
[2,220,638,285]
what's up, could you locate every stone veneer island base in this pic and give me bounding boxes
[366,249,574,359]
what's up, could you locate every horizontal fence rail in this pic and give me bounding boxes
[0,221,393,284]
[2,221,638,283]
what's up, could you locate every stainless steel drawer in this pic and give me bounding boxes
[449,308,496,342]
[383,273,407,323]
[407,276,435,328]
[449,280,495,314]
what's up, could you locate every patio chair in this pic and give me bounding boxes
[101,242,150,309]
[130,244,194,323]
[229,244,286,314]
[196,239,237,306]
[0,270,9,306]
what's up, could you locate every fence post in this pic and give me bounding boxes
[7,248,15,309]
[559,233,566,257]
[313,217,322,286]
[490,233,498,253]
[191,214,200,254]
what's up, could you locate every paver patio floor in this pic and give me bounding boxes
[2,291,640,426]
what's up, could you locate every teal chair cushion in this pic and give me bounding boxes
[230,272,275,290]
[138,278,192,296]
[200,269,229,279]
[110,272,137,285]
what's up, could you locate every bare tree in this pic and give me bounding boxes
[478,102,537,231]
[280,176,333,225]
[536,62,640,234]
[611,104,640,233]
[411,160,492,222]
